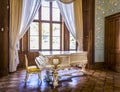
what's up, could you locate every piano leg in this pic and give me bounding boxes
[79,63,87,74]
[53,69,58,87]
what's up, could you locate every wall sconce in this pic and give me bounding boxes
[1,28,4,31]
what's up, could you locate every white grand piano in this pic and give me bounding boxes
[35,51,88,87]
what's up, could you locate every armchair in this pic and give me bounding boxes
[25,54,42,83]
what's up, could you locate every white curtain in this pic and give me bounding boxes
[9,0,41,72]
[56,0,76,39]
[18,0,41,40]
[56,0,83,51]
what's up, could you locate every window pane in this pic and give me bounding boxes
[30,36,39,50]
[42,36,50,49]
[52,1,60,21]
[52,1,58,8]
[42,23,50,35]
[41,1,50,7]
[70,34,76,49]
[42,23,50,49]
[41,5,50,20]
[52,37,60,49]
[52,24,60,36]
[52,8,60,21]
[30,22,39,35]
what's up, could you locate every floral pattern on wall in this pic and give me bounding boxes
[95,0,120,62]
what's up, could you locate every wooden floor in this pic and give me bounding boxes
[0,69,120,92]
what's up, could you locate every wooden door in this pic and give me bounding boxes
[105,13,120,72]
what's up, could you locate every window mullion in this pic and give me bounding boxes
[28,28,30,51]
[39,7,41,50]
[50,2,52,51]
[60,15,63,50]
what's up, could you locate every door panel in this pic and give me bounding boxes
[105,14,120,72]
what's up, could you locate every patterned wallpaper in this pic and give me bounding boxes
[95,0,105,49]
[95,0,120,62]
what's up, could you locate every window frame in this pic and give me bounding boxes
[27,1,77,51]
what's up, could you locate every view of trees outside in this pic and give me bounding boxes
[41,1,50,21]
[41,23,50,49]
[30,22,39,49]
[52,24,60,49]
[52,1,60,21]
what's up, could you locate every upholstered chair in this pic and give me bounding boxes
[25,54,42,83]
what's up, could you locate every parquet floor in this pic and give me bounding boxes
[0,69,120,92]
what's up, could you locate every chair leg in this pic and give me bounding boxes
[25,72,29,82]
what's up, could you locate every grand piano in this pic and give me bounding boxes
[35,51,88,87]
